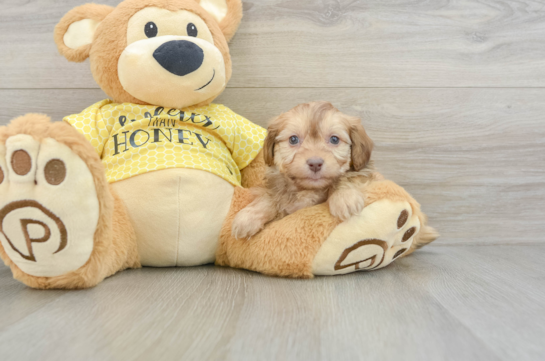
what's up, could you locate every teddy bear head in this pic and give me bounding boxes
[54,0,242,109]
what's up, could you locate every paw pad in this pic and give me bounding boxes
[0,135,99,277]
[402,227,416,242]
[397,209,408,228]
[0,200,67,262]
[333,208,416,271]
[334,239,388,271]
[11,150,32,176]
[44,159,67,185]
[393,248,407,260]
[313,199,421,275]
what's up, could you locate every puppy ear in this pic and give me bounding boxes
[198,0,243,41]
[54,4,114,63]
[350,121,374,171]
[262,128,278,167]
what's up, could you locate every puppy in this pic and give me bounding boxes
[232,101,378,239]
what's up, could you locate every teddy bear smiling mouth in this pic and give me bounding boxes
[195,69,216,91]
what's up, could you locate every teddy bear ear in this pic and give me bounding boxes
[54,4,114,63]
[198,0,243,41]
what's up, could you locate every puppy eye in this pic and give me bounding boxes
[145,22,158,38]
[330,136,340,145]
[187,23,198,37]
[289,136,299,145]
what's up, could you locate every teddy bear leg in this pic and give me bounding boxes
[217,180,438,278]
[216,187,341,278]
[0,114,140,289]
[312,180,438,275]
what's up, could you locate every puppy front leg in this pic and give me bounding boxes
[231,190,277,239]
[328,183,366,221]
[284,191,327,215]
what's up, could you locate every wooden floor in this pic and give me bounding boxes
[0,0,544,360]
[1,245,544,361]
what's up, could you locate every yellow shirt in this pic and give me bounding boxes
[64,100,266,186]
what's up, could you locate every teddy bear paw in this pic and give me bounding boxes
[0,134,99,278]
[312,198,420,275]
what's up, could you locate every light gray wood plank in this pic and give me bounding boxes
[0,266,68,332]
[2,0,545,89]
[404,245,545,361]
[0,245,544,361]
[0,88,543,245]
[0,89,110,123]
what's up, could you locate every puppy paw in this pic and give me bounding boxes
[328,188,365,221]
[231,209,265,240]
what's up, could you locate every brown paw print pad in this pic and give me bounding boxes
[397,209,416,243]
[11,150,32,176]
[0,200,67,262]
[10,150,66,185]
[44,159,67,185]
[334,208,417,272]
[393,248,408,260]
[334,239,389,271]
[397,209,409,228]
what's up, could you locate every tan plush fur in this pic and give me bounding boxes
[54,4,115,63]
[232,102,376,238]
[54,0,240,108]
[0,114,140,289]
[199,0,243,41]
[217,187,342,278]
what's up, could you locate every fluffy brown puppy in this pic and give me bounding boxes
[232,101,380,239]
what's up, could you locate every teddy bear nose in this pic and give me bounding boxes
[307,157,324,173]
[153,40,204,77]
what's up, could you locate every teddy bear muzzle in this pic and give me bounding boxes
[118,35,226,109]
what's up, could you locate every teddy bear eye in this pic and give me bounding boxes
[187,23,198,37]
[330,136,340,145]
[289,136,299,145]
[145,22,158,38]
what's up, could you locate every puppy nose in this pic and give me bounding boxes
[307,157,324,173]
[153,40,204,76]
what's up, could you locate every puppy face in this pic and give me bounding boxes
[264,102,374,190]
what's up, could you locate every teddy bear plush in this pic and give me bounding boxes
[0,0,437,289]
